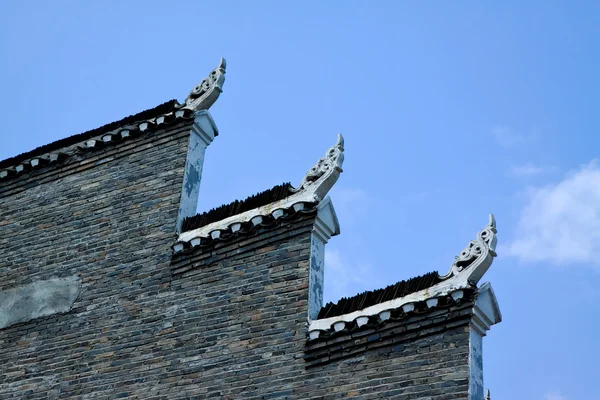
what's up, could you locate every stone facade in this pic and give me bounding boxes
[1,118,193,398]
[0,64,500,399]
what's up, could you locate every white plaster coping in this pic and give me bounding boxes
[177,134,343,244]
[102,134,113,142]
[49,153,61,162]
[0,170,8,178]
[272,209,285,219]
[333,321,346,332]
[378,310,391,321]
[313,197,340,244]
[175,110,218,233]
[15,164,25,172]
[308,215,497,333]
[426,298,439,308]
[156,116,165,125]
[308,284,470,332]
[191,110,219,144]
[210,230,221,239]
[190,238,201,247]
[0,108,192,177]
[470,282,502,336]
[451,290,464,301]
[293,203,305,212]
[401,303,415,313]
[309,330,322,340]
[30,158,40,167]
[178,193,318,244]
[173,243,185,253]
[356,316,369,327]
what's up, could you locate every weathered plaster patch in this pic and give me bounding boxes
[184,163,200,197]
[469,329,484,400]
[0,276,81,330]
[307,198,340,320]
[308,234,325,320]
[176,111,218,232]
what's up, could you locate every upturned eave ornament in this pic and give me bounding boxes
[439,214,498,285]
[292,133,345,201]
[179,58,227,111]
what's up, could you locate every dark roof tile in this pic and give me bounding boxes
[318,271,442,319]
[181,183,294,233]
[0,100,179,170]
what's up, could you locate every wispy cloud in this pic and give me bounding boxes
[323,187,381,301]
[329,186,370,226]
[508,163,550,178]
[324,248,382,302]
[505,160,600,266]
[544,392,567,400]
[491,125,538,148]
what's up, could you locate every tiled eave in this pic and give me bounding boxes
[303,291,477,368]
[172,202,319,256]
[0,109,195,182]
[174,134,345,254]
[308,215,499,340]
[307,282,501,346]
[308,285,471,340]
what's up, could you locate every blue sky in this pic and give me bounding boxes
[1,2,599,399]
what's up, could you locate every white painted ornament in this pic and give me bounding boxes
[378,311,391,321]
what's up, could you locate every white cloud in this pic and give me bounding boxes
[329,187,369,226]
[491,126,538,148]
[508,163,548,177]
[323,188,383,302]
[324,248,382,302]
[505,161,600,266]
[545,392,567,400]
[331,187,367,205]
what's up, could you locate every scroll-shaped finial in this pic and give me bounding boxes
[293,134,344,201]
[181,58,226,111]
[485,389,491,400]
[440,214,497,285]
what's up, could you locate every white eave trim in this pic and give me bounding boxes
[308,280,470,332]
[177,135,345,245]
[178,191,320,243]
[313,197,340,243]
[471,282,502,336]
[308,215,500,336]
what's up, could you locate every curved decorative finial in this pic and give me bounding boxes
[485,389,491,400]
[181,58,226,111]
[440,214,497,285]
[293,134,345,200]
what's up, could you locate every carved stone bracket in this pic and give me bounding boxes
[177,134,344,245]
[293,134,345,201]
[179,58,226,111]
[439,214,497,285]
[308,215,499,334]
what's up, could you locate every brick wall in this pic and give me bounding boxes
[304,299,474,399]
[0,119,193,398]
[0,117,476,399]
